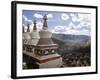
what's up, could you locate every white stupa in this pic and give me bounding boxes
[23,15,62,68]
[30,20,40,45]
[39,15,52,39]
[35,15,58,55]
[23,24,31,45]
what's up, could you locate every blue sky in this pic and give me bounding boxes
[22,10,91,36]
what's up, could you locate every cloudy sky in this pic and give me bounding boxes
[22,10,91,36]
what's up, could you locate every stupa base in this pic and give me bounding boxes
[23,50,62,68]
[35,54,62,68]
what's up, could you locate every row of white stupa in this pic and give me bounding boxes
[22,15,62,68]
[22,15,52,46]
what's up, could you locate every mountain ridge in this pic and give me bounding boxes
[52,33,90,42]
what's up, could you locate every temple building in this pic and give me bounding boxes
[23,15,62,69]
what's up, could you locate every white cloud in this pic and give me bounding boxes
[66,24,90,35]
[78,14,91,27]
[80,21,90,27]
[70,13,80,22]
[72,16,80,22]
[76,24,82,29]
[47,14,53,18]
[70,13,91,32]
[34,13,43,18]
[70,13,75,17]
[37,21,43,31]
[61,13,69,20]
[80,15,91,27]
[34,13,53,19]
[66,29,90,35]
[71,13,91,26]
[68,22,81,30]
[54,26,66,33]
[78,14,91,22]
[22,15,33,25]
[68,22,90,32]
[27,20,32,24]
[68,22,75,28]
[78,14,91,30]
[68,22,83,30]
[51,23,90,36]
[23,15,28,21]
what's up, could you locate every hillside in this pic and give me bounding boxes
[52,33,90,42]
[52,33,91,54]
[52,34,91,67]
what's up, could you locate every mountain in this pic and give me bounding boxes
[52,33,90,42]
[52,34,91,67]
[51,33,91,54]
